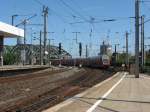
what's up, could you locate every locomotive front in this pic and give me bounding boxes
[101,55,110,67]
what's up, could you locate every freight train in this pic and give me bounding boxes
[51,55,110,68]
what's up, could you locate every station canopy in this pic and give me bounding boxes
[0,21,24,37]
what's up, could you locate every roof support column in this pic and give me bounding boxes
[0,36,4,66]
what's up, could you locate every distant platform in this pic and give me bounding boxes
[0,65,49,72]
[43,72,150,112]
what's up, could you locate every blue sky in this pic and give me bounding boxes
[0,0,150,57]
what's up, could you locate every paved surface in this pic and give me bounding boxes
[43,72,150,112]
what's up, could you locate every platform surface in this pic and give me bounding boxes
[0,65,49,71]
[43,72,150,112]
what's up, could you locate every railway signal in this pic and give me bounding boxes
[79,42,82,57]
[59,43,61,54]
[58,43,62,67]
[86,45,88,58]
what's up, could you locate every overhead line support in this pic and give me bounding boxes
[43,5,49,65]
[135,0,140,78]
[141,15,145,71]
[72,32,80,44]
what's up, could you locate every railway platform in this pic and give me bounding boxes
[0,65,51,77]
[43,72,150,112]
[0,65,50,71]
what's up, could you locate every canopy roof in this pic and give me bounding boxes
[0,21,24,37]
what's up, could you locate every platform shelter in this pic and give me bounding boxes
[0,21,24,66]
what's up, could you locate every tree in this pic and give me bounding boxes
[3,46,17,65]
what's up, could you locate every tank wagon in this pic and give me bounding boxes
[51,55,110,68]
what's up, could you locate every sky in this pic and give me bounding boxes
[0,0,150,57]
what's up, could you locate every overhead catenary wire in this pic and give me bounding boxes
[32,0,140,49]
[33,0,136,27]
[67,0,93,20]
[55,0,81,20]
[33,0,70,24]
[33,0,44,6]
[33,0,89,37]
[59,0,90,23]
[39,0,80,22]
[32,0,144,28]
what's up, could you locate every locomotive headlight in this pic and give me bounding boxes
[102,55,110,65]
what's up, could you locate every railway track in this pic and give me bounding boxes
[17,95,58,112]
[1,68,117,112]
[0,66,50,77]
[0,67,71,83]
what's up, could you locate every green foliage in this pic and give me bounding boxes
[113,53,132,66]
[3,46,18,65]
[116,53,126,64]
[145,58,150,66]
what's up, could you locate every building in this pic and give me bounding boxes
[100,41,112,56]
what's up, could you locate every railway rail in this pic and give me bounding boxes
[0,67,117,112]
[0,67,71,83]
